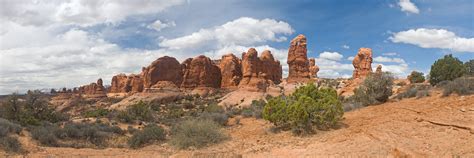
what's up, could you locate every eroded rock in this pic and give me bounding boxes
[287,34,310,83]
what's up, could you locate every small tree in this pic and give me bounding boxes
[429,54,466,85]
[407,71,425,83]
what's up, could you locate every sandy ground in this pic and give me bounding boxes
[2,91,473,157]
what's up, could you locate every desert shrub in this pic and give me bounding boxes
[396,88,418,99]
[441,77,474,96]
[84,108,110,118]
[407,71,425,83]
[396,82,407,86]
[170,119,227,149]
[117,101,154,123]
[204,103,225,113]
[263,83,344,135]
[199,112,229,126]
[0,118,22,137]
[350,72,394,106]
[128,124,166,149]
[0,91,67,126]
[465,59,474,76]
[429,54,467,86]
[416,90,430,99]
[248,99,265,119]
[0,136,22,153]
[241,108,253,118]
[30,125,59,147]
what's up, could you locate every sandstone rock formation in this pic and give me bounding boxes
[309,58,319,78]
[78,78,107,98]
[238,48,270,92]
[110,74,144,93]
[352,48,373,79]
[287,34,310,83]
[181,55,222,89]
[375,64,383,75]
[142,56,183,88]
[219,53,242,88]
[260,50,282,84]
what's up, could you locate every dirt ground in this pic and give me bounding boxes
[2,90,473,157]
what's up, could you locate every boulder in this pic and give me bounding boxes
[181,55,222,89]
[142,56,183,88]
[219,53,242,88]
[309,58,320,78]
[287,34,310,83]
[352,48,373,79]
[375,64,383,75]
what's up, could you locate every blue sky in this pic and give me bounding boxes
[0,0,473,94]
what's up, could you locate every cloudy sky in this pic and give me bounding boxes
[0,0,473,94]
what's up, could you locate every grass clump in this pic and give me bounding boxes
[128,124,166,149]
[170,119,227,149]
[263,83,344,135]
[441,77,474,96]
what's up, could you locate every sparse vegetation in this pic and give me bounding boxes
[84,108,110,118]
[263,83,343,135]
[0,118,23,153]
[396,84,431,100]
[441,76,474,96]
[465,59,474,76]
[170,119,227,149]
[128,124,166,149]
[350,72,394,106]
[117,101,154,123]
[429,54,467,86]
[408,71,425,83]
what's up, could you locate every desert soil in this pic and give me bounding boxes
[3,90,473,157]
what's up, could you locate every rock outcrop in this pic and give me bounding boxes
[309,58,319,78]
[181,55,222,89]
[219,53,242,88]
[142,56,183,88]
[260,50,282,84]
[375,64,383,75]
[352,48,373,79]
[78,78,107,98]
[287,34,310,83]
[110,74,144,93]
[239,48,266,91]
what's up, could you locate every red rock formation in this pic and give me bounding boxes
[352,48,373,79]
[219,53,242,88]
[142,56,183,88]
[375,64,382,75]
[181,55,222,88]
[78,78,107,98]
[260,50,282,84]
[110,74,129,93]
[128,74,144,93]
[238,48,270,92]
[287,34,310,83]
[309,58,319,78]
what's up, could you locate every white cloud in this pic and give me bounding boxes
[147,20,176,31]
[0,0,185,26]
[373,56,406,64]
[319,51,343,61]
[383,52,398,56]
[159,17,294,50]
[390,28,474,53]
[347,56,355,61]
[342,45,350,49]
[398,0,420,14]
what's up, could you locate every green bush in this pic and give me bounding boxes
[84,108,110,118]
[241,108,254,118]
[170,119,227,149]
[263,83,343,135]
[117,101,154,123]
[407,71,425,83]
[128,124,166,149]
[30,125,59,147]
[351,72,394,106]
[441,77,474,96]
[0,118,23,153]
[0,118,22,137]
[429,54,467,86]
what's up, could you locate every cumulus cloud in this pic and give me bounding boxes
[398,0,420,14]
[147,20,176,31]
[319,52,343,61]
[0,0,185,26]
[373,56,406,64]
[374,63,409,76]
[159,17,294,50]
[390,28,474,53]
